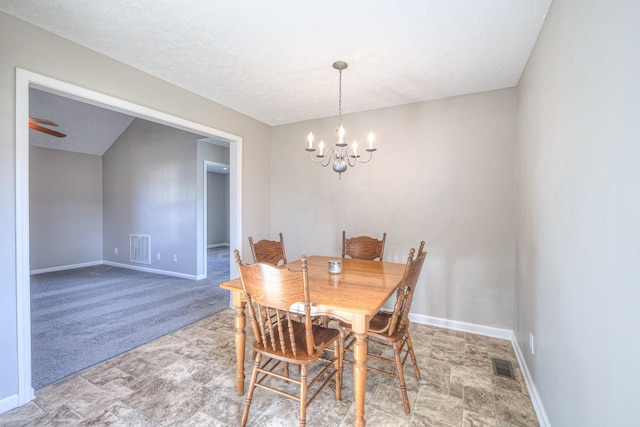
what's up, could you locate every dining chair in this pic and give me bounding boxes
[340,241,427,414]
[248,232,287,266]
[342,230,387,261]
[234,250,343,427]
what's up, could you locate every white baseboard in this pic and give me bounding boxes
[0,393,19,415]
[410,313,549,426]
[409,313,513,340]
[103,261,198,280]
[31,260,103,275]
[512,334,551,427]
[31,260,199,280]
[208,243,230,248]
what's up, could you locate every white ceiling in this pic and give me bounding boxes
[3,0,552,126]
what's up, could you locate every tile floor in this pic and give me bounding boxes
[0,309,539,426]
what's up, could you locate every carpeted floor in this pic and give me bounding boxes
[30,247,231,390]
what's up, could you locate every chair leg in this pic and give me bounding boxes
[393,342,411,414]
[299,364,308,427]
[241,354,261,426]
[405,333,421,380]
[335,335,343,401]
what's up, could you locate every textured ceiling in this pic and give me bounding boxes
[3,1,552,126]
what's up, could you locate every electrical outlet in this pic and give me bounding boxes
[173,254,178,262]
[530,332,535,355]
[114,247,118,255]
[157,253,161,261]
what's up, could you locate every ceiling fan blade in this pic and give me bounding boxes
[29,123,67,138]
[29,117,59,127]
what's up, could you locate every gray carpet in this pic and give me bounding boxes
[31,247,231,389]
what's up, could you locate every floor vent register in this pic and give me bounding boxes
[491,357,515,379]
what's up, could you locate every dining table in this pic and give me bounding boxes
[219,255,407,427]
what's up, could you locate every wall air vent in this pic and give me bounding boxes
[130,234,151,264]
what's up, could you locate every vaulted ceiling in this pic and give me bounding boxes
[29,89,135,156]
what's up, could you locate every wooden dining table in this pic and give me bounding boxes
[220,255,407,427]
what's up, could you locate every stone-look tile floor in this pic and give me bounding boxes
[0,309,539,426]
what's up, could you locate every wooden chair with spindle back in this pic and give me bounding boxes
[340,241,427,414]
[248,232,287,266]
[234,250,343,427]
[342,230,387,261]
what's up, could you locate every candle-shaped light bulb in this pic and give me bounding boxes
[337,125,345,145]
[307,132,314,149]
[352,140,358,156]
[319,140,325,156]
[367,132,375,149]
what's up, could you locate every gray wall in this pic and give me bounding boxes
[0,11,271,405]
[102,118,201,275]
[5,1,638,422]
[30,119,230,278]
[515,0,640,425]
[207,172,230,245]
[29,147,103,270]
[271,88,516,329]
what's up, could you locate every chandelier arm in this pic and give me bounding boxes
[307,150,321,163]
[346,149,358,167]
[308,147,336,167]
[354,150,375,164]
[323,148,337,167]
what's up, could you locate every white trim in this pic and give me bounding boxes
[15,69,34,406]
[409,313,513,340]
[410,312,549,426]
[14,69,243,409]
[31,260,202,280]
[512,334,551,427]
[230,141,242,281]
[31,261,103,275]
[0,393,19,415]
[410,313,548,426]
[103,260,198,280]
[203,162,208,279]
[27,74,240,143]
[203,160,230,280]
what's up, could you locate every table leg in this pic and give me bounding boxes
[352,316,369,427]
[231,290,246,395]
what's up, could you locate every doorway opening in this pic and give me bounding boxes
[203,159,231,280]
[15,69,243,404]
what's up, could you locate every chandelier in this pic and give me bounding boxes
[305,61,376,179]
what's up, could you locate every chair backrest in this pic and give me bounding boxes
[234,250,316,357]
[387,241,427,336]
[248,232,287,266]
[342,230,387,261]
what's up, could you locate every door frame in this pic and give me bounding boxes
[15,68,243,404]
[203,160,231,279]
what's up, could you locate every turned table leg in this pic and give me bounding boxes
[231,290,246,395]
[352,316,369,427]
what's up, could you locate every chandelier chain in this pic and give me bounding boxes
[338,68,343,126]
